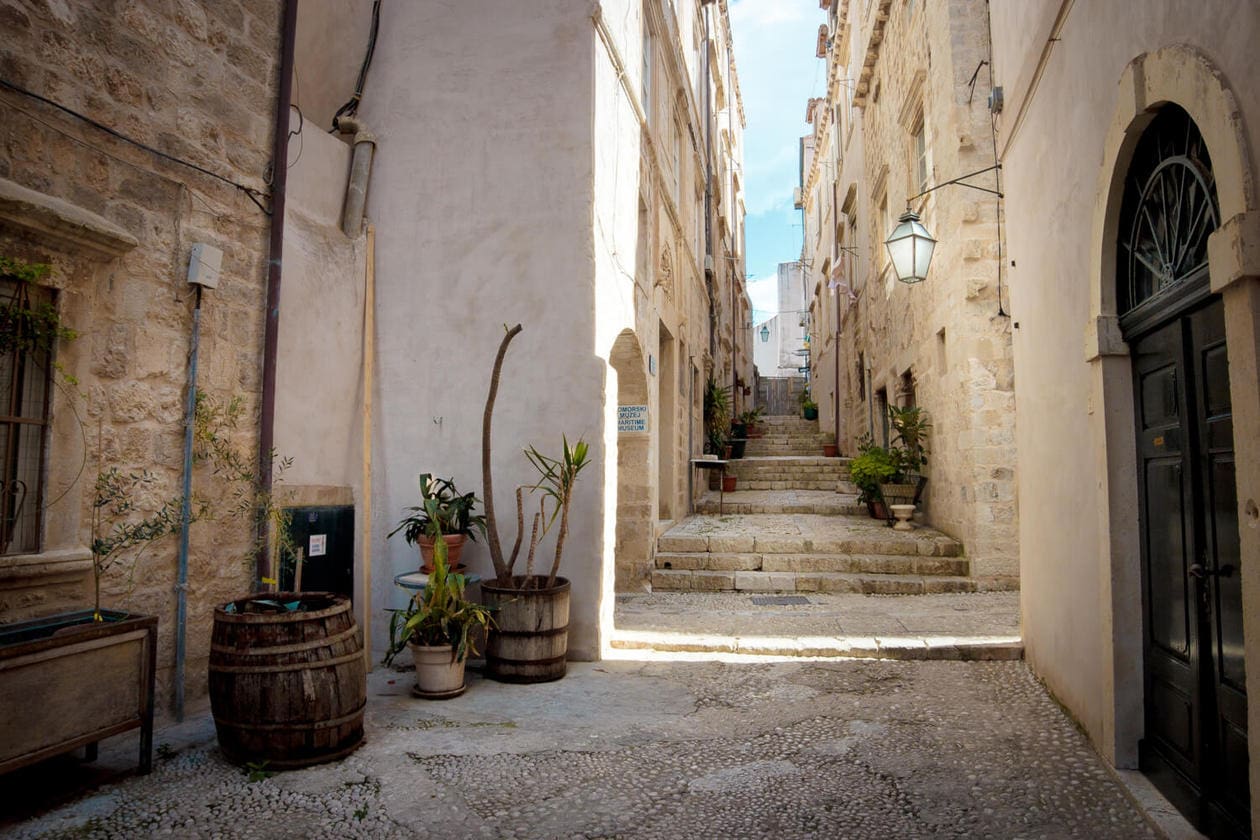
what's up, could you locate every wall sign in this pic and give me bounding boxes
[618,404,648,433]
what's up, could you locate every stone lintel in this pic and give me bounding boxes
[1208,212,1260,293]
[0,177,139,259]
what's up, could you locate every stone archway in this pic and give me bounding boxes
[1087,46,1260,826]
[610,328,653,592]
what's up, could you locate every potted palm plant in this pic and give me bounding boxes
[382,524,494,699]
[478,324,595,683]
[388,474,487,573]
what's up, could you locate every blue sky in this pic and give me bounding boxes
[729,0,826,322]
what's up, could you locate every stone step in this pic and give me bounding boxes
[695,490,865,515]
[607,631,1023,661]
[655,551,969,576]
[657,513,962,557]
[742,445,830,454]
[727,459,851,478]
[649,568,1018,595]
[735,481,857,492]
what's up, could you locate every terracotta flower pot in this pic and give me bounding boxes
[417,534,467,574]
[823,443,838,457]
[721,474,737,493]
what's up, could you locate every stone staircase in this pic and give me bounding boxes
[743,415,831,457]
[655,415,1019,595]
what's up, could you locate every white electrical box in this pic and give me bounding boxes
[187,243,223,289]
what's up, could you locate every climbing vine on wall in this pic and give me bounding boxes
[0,256,75,351]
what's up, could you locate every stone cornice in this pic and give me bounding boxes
[853,0,892,108]
[0,177,138,259]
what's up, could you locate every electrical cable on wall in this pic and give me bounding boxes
[331,0,382,131]
[0,77,269,214]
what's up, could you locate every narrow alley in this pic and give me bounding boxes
[1,0,1257,837]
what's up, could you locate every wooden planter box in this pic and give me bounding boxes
[0,610,157,776]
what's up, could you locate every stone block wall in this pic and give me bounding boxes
[0,0,280,711]
[825,0,1018,577]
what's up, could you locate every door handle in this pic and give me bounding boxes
[1189,563,1236,579]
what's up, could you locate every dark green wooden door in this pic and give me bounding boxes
[1134,299,1248,838]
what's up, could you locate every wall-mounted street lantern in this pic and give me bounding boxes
[884,164,1002,285]
[884,211,936,285]
[760,324,770,342]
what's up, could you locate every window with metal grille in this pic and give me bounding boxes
[0,277,52,555]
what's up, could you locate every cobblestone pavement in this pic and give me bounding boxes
[614,591,1020,639]
[6,660,1158,839]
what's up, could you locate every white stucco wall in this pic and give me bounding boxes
[992,0,1260,810]
[276,122,369,629]
[360,1,603,659]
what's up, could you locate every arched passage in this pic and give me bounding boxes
[610,328,653,591]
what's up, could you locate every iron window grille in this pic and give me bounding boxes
[0,278,52,555]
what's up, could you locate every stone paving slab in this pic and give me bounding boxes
[2,660,1162,839]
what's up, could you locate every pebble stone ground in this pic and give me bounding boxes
[5,660,1160,840]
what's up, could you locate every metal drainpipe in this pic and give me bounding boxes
[257,0,298,589]
[174,284,202,722]
[338,118,376,237]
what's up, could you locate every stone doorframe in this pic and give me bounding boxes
[1085,44,1260,818]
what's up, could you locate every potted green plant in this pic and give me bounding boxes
[848,440,898,520]
[1,465,185,779]
[703,375,732,455]
[878,406,931,516]
[478,325,594,683]
[739,407,765,438]
[798,386,818,420]
[389,474,487,573]
[196,393,366,770]
[382,525,494,699]
[0,258,173,778]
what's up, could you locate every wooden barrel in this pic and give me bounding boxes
[209,592,365,769]
[481,576,570,683]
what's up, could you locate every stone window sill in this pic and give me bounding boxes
[0,547,93,586]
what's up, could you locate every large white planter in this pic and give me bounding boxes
[409,642,466,699]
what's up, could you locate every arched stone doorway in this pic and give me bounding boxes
[610,328,652,592]
[1089,46,1258,838]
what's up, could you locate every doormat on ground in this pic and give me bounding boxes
[750,595,810,606]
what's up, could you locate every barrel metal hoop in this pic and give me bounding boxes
[492,626,569,639]
[489,654,568,667]
[211,625,360,657]
[213,701,366,732]
[208,650,364,675]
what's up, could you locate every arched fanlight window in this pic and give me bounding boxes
[1116,105,1220,320]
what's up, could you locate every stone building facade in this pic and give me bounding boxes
[753,260,808,380]
[991,1,1260,834]
[800,0,1017,580]
[0,0,280,709]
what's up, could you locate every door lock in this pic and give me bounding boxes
[1189,563,1236,579]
